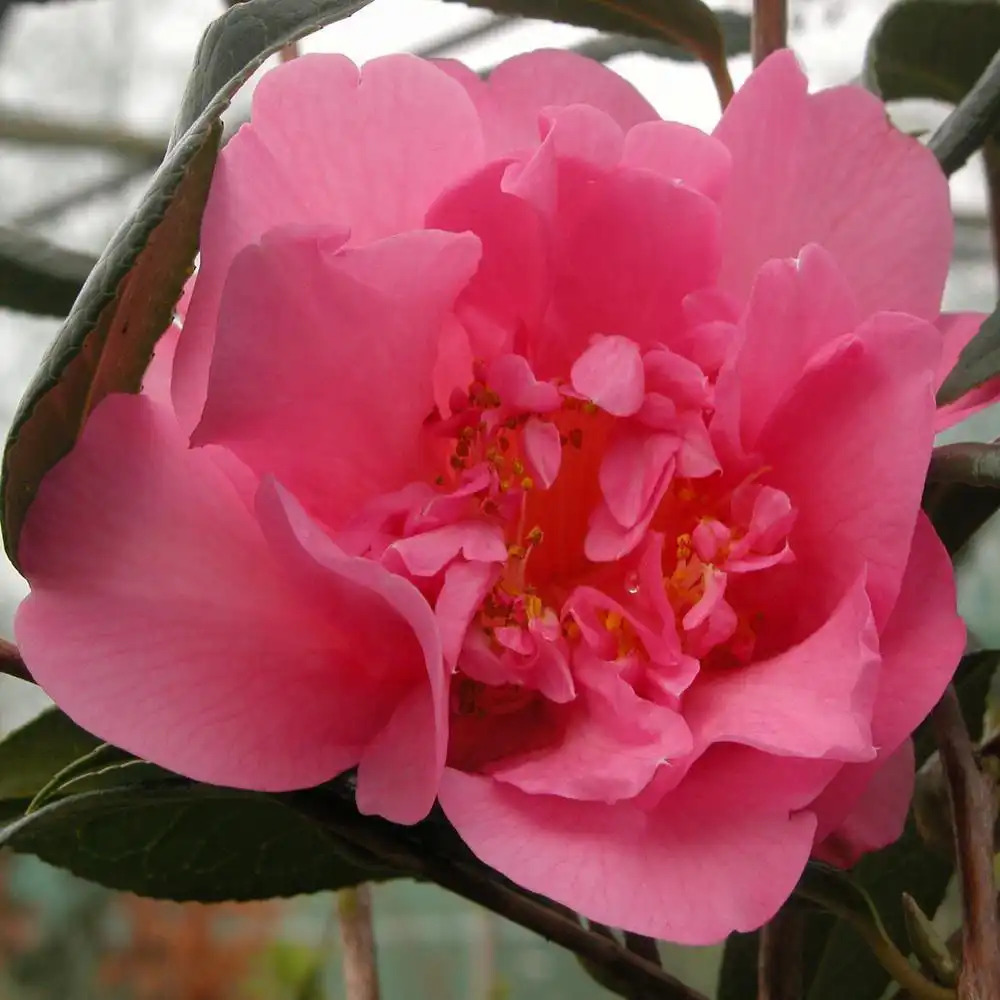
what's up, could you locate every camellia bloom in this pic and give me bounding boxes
[16,48,983,942]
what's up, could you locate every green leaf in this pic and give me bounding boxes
[801,654,997,1000]
[0,707,102,802]
[567,10,751,64]
[863,0,1000,107]
[1,0,375,568]
[804,820,952,1000]
[716,931,758,1000]
[937,308,1000,408]
[440,0,736,104]
[0,783,398,902]
[0,228,95,317]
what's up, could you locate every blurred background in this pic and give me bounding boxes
[0,0,996,997]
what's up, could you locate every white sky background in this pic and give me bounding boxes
[0,0,996,722]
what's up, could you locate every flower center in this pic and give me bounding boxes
[420,357,795,773]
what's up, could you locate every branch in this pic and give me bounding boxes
[413,13,517,58]
[0,226,95,317]
[0,110,165,165]
[291,793,708,1000]
[0,638,33,685]
[338,885,381,1000]
[758,905,804,1000]
[931,684,1000,1000]
[752,0,787,67]
[929,48,1000,176]
[927,442,1000,488]
[12,164,149,229]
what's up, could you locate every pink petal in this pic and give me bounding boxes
[810,514,965,843]
[571,335,645,416]
[502,104,625,225]
[442,49,658,158]
[543,165,720,371]
[587,453,677,563]
[732,244,859,447]
[598,428,678,530]
[871,514,966,750]
[523,417,562,489]
[685,575,879,761]
[714,51,952,319]
[934,311,1000,430]
[622,121,731,202]
[16,395,436,796]
[387,522,508,577]
[141,321,180,409]
[440,744,823,943]
[488,662,692,803]
[486,354,562,414]
[436,561,500,669]
[192,227,480,531]
[756,312,941,630]
[255,481,447,824]
[426,160,550,360]
[172,53,485,433]
[814,741,915,867]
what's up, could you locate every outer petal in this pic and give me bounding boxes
[16,395,437,795]
[437,49,658,158]
[714,51,952,319]
[440,745,822,943]
[622,121,731,202]
[685,574,879,761]
[755,313,941,630]
[730,245,859,447]
[141,322,180,409]
[425,159,549,360]
[193,227,481,530]
[255,481,447,824]
[539,165,720,374]
[172,53,486,433]
[935,311,1000,430]
[813,741,915,867]
[487,665,692,803]
[810,514,965,844]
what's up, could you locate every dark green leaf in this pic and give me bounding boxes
[441,0,736,103]
[0,707,102,801]
[716,931,758,1000]
[0,783,398,901]
[938,308,1000,407]
[796,862,888,934]
[0,228,95,317]
[902,892,958,986]
[567,11,750,65]
[802,654,997,1000]
[924,476,1000,555]
[804,819,951,1000]
[863,0,1000,107]
[1,0,375,567]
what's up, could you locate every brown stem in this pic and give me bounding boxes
[291,793,709,1000]
[0,639,33,684]
[278,41,299,62]
[758,905,804,1000]
[338,885,381,1000]
[752,0,788,67]
[624,931,662,967]
[931,684,1000,1000]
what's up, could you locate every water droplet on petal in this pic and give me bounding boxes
[625,572,640,596]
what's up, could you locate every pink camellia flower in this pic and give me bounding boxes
[16,48,981,942]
